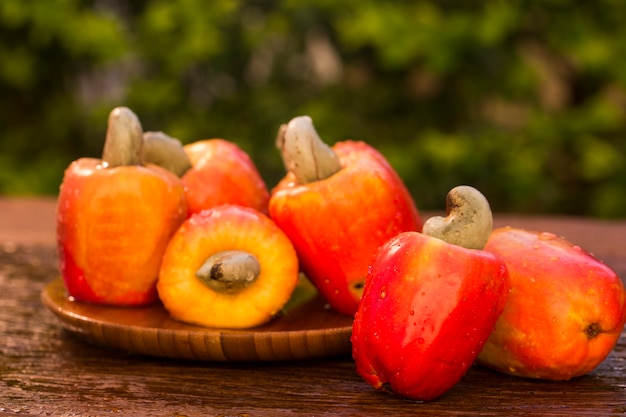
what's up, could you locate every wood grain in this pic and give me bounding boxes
[41,278,353,362]
[1,200,625,416]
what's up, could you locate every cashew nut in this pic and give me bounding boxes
[195,250,261,294]
[422,185,493,250]
[276,116,342,184]
[102,107,144,167]
[143,131,192,177]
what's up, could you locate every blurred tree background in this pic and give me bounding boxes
[1,0,625,218]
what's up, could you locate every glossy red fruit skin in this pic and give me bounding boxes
[477,227,626,380]
[352,231,510,401]
[182,139,270,217]
[269,140,421,316]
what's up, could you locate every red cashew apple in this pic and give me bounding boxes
[269,116,422,316]
[477,227,626,380]
[143,133,270,217]
[352,186,510,401]
[57,107,187,306]
[182,139,270,217]
[157,204,299,329]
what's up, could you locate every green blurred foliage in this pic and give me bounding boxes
[1,0,626,218]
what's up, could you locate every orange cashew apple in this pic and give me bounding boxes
[157,205,299,329]
[477,227,626,380]
[57,107,187,306]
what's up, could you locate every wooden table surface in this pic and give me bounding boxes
[1,197,625,416]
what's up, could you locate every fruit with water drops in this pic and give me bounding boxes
[477,227,626,380]
[57,107,187,305]
[269,116,421,316]
[352,186,510,401]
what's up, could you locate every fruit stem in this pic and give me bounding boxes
[143,131,192,177]
[276,115,342,184]
[102,107,144,167]
[196,250,261,294]
[422,185,493,250]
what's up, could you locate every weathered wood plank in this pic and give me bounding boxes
[0,200,625,416]
[1,243,624,416]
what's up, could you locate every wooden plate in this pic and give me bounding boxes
[41,277,353,362]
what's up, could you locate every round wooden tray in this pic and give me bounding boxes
[41,277,353,362]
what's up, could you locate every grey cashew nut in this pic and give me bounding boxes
[143,131,192,177]
[196,250,261,294]
[276,115,342,184]
[102,106,144,167]
[422,185,493,250]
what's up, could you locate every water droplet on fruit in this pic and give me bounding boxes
[529,277,536,283]
[572,245,582,251]
[538,232,557,240]
[550,256,560,262]
[380,291,386,299]
[418,337,425,344]
[551,316,557,323]
[409,310,415,316]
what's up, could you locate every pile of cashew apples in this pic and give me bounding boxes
[57,107,626,402]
